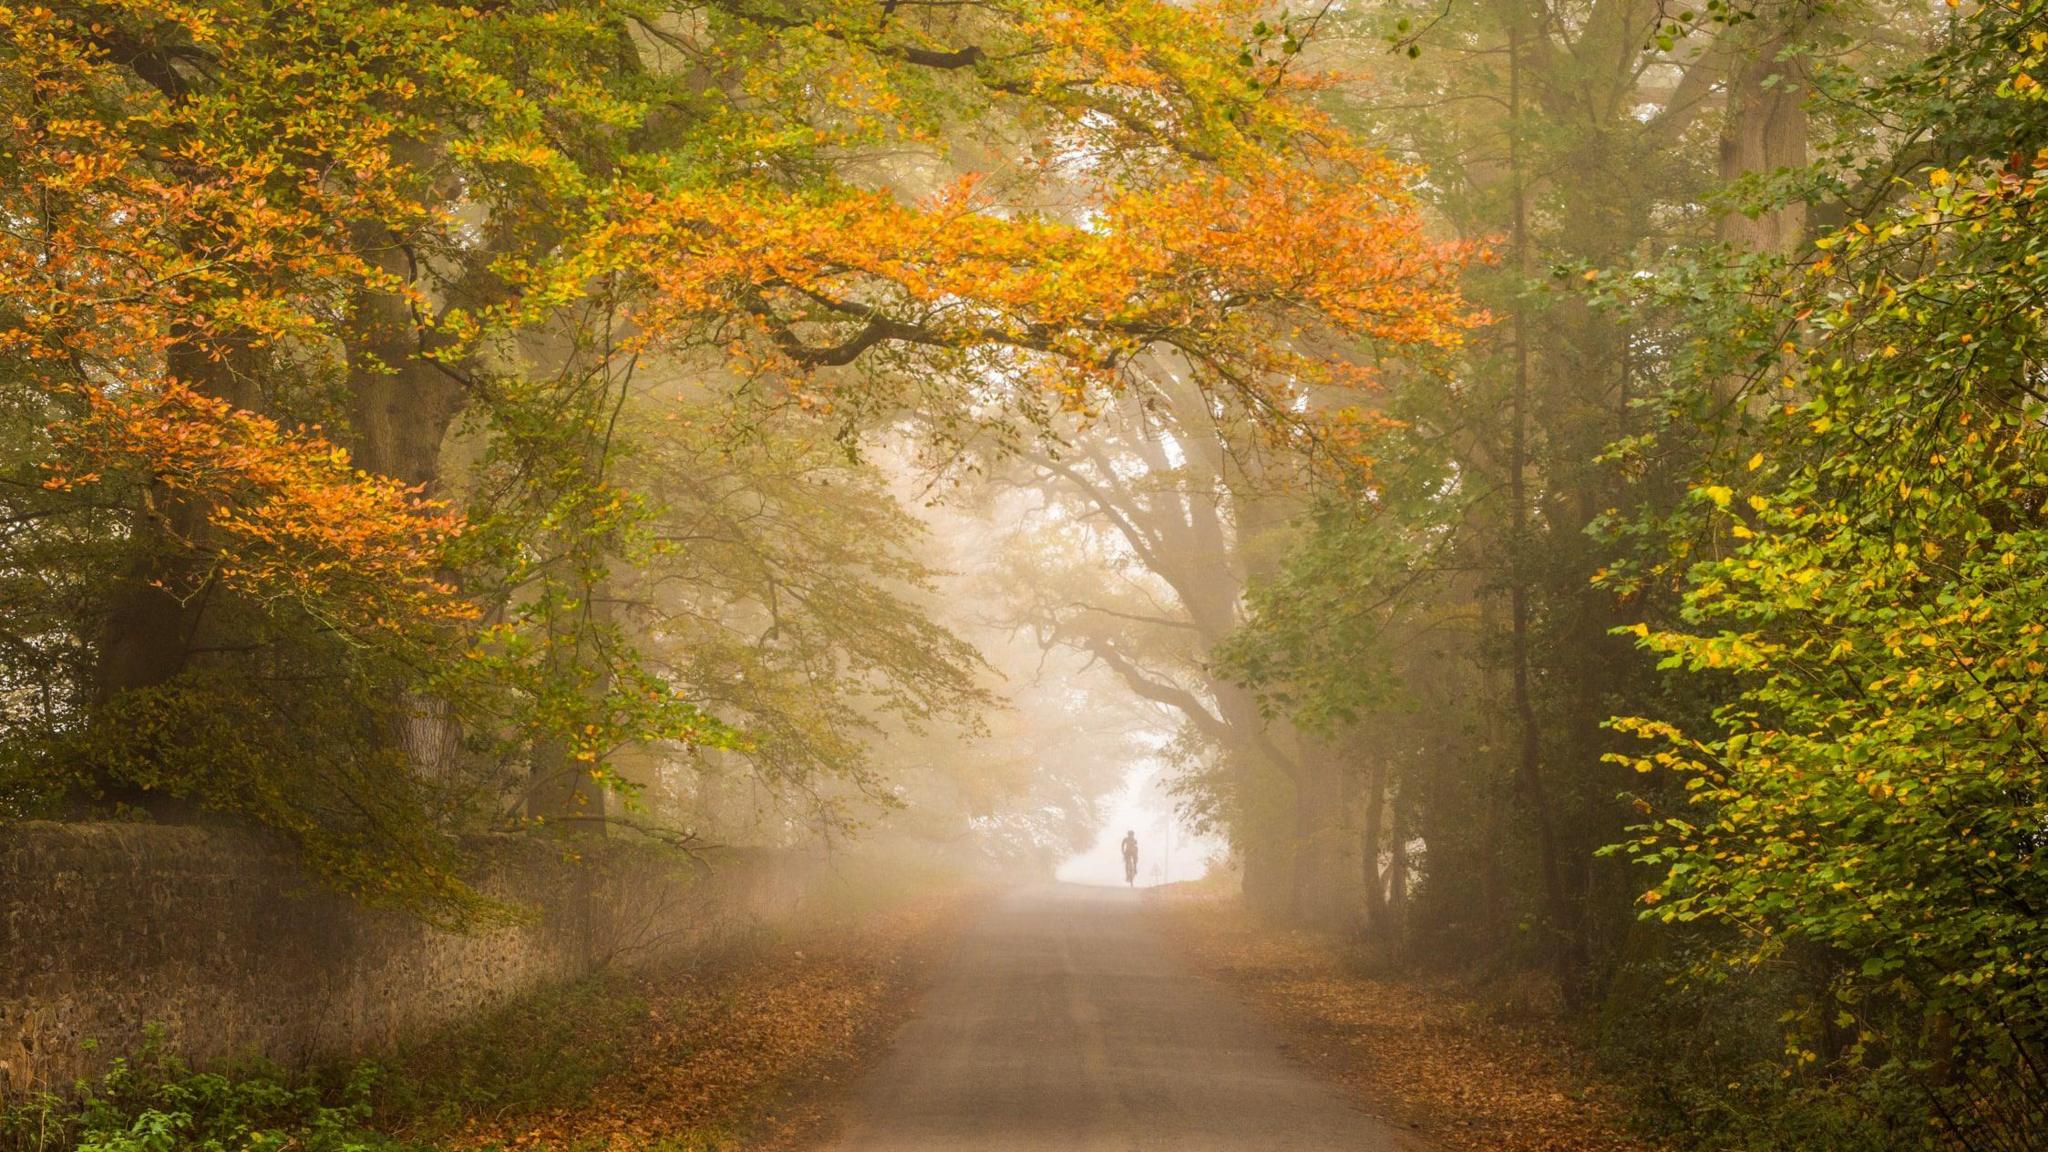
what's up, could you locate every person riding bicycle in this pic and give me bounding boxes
[1120,830,1139,886]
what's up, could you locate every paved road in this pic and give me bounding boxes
[827,884,1425,1152]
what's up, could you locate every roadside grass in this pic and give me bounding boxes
[1153,892,1650,1152]
[2,870,968,1152]
[375,976,655,1136]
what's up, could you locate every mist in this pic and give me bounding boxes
[6,0,2042,1148]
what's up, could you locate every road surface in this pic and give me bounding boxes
[827,884,1426,1152]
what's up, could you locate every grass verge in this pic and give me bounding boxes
[3,881,970,1152]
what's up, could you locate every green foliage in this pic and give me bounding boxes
[1216,0,2048,1145]
[620,409,992,825]
[1608,3,2048,1145]
[1597,934,1934,1152]
[0,1037,404,1152]
[1215,438,1458,734]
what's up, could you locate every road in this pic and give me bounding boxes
[826,884,1426,1152]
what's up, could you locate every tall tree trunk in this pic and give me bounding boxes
[340,208,478,783]
[1240,834,1290,918]
[1287,747,1354,929]
[341,221,470,489]
[93,340,265,708]
[1718,5,1812,254]
[1386,779,1408,922]
[1506,8,1588,1003]
[88,338,266,816]
[1358,756,1391,937]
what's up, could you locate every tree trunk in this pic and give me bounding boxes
[1506,10,1588,1003]
[341,220,470,489]
[339,210,478,783]
[1358,756,1391,937]
[87,338,268,816]
[1718,7,1812,255]
[1282,737,1364,930]
[1386,779,1409,924]
[1240,831,1291,919]
[92,340,265,708]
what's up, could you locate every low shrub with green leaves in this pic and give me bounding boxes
[0,1036,404,1152]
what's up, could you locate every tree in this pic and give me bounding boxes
[1613,4,2048,1143]
[1211,0,1747,977]
[605,402,990,838]
[0,0,1470,916]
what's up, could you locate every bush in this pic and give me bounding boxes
[1596,944,1933,1152]
[0,1033,406,1152]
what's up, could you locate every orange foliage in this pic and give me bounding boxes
[0,4,406,375]
[8,0,1476,568]
[44,384,476,641]
[2,0,477,648]
[3,0,1480,742]
[555,161,1476,423]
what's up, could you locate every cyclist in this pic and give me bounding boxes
[1120,830,1139,886]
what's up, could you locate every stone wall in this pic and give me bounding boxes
[0,823,818,1102]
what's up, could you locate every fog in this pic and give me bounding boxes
[1055,762,1219,887]
[16,3,2038,1146]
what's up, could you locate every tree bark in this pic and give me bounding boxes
[1287,744,1355,929]
[1358,756,1391,937]
[1718,5,1813,254]
[1505,6,1588,1002]
[341,219,471,489]
[93,333,266,693]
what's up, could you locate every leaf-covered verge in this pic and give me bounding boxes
[0,881,972,1152]
[1155,892,1649,1152]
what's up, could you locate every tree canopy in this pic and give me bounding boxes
[0,0,1468,916]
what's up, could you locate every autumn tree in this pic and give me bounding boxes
[0,0,1469,915]
[1209,0,2048,1145]
[594,402,991,840]
[1609,3,2048,1146]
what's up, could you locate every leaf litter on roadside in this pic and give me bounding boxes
[387,893,970,1152]
[1157,896,1653,1152]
